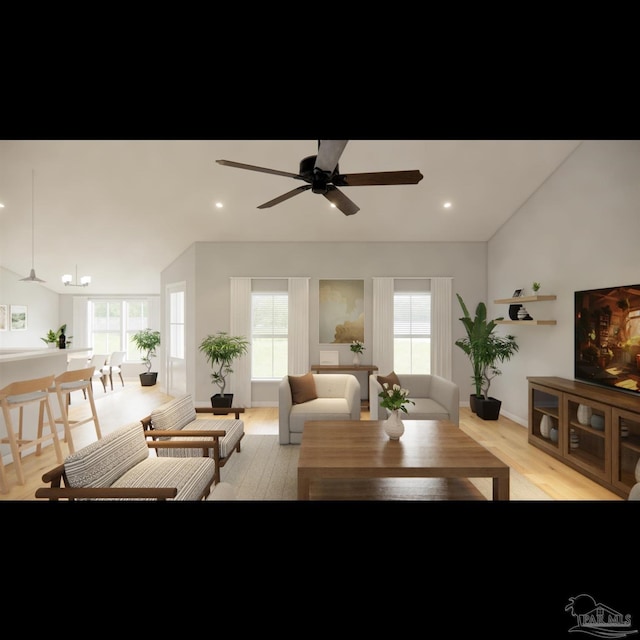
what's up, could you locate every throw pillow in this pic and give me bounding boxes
[289,372,318,404]
[377,371,401,390]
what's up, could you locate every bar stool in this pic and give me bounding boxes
[0,374,63,487]
[51,367,102,454]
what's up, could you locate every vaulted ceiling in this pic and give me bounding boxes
[0,139,582,295]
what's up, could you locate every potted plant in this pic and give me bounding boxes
[198,331,249,407]
[131,328,161,386]
[41,324,71,349]
[350,340,365,365]
[455,293,519,420]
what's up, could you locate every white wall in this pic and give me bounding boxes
[488,140,640,427]
[0,266,60,348]
[162,240,488,407]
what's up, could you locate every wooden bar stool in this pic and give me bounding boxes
[0,375,63,487]
[51,367,102,454]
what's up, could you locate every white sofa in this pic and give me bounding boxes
[279,373,361,444]
[369,373,459,426]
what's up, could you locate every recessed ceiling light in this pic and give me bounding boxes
[0,203,5,208]
[215,202,223,208]
[443,201,452,208]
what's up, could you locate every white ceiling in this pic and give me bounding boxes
[0,139,582,295]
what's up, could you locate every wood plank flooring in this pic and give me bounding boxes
[0,379,624,500]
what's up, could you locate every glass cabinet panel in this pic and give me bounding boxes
[612,408,640,493]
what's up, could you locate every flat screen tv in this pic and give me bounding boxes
[575,284,640,395]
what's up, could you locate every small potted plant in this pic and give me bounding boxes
[350,340,365,365]
[41,329,58,348]
[41,324,71,349]
[131,328,161,386]
[532,282,541,293]
[198,331,249,407]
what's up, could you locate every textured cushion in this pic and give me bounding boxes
[112,456,215,501]
[150,394,196,431]
[156,418,244,459]
[377,371,401,390]
[289,372,318,404]
[64,422,149,488]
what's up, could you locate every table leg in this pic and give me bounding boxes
[298,472,311,500]
[492,471,510,500]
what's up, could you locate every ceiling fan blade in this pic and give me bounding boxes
[216,159,300,180]
[257,185,312,209]
[334,170,424,186]
[323,186,360,216]
[315,140,348,174]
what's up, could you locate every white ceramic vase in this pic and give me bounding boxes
[540,414,552,439]
[577,404,592,425]
[352,353,361,366]
[384,409,405,440]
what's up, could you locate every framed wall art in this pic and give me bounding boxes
[10,305,27,331]
[0,304,7,331]
[319,279,364,344]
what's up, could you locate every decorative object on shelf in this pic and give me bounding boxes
[590,413,605,430]
[383,409,405,440]
[532,282,541,293]
[577,404,592,425]
[512,289,523,298]
[62,264,91,287]
[350,340,365,366]
[549,425,559,442]
[570,428,580,449]
[508,304,522,320]
[621,424,630,438]
[517,307,533,321]
[198,331,249,406]
[41,324,70,348]
[540,414,552,439]
[455,293,519,421]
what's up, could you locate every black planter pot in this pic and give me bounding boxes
[140,372,158,387]
[476,396,502,420]
[211,393,233,408]
[469,394,482,413]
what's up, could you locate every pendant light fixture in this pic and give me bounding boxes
[62,265,91,287]
[19,169,46,283]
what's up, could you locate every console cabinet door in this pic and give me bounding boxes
[612,407,640,495]
[529,382,563,455]
[563,393,611,482]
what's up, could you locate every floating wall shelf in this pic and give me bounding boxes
[494,294,557,325]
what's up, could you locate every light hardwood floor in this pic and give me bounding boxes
[0,379,624,500]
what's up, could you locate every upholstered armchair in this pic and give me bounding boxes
[369,373,459,426]
[279,373,361,444]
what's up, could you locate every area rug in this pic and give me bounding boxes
[219,435,552,501]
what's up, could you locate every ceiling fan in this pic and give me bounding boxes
[216,140,424,216]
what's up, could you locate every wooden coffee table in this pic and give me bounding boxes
[297,419,510,500]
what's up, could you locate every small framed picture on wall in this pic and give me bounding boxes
[0,304,7,331]
[512,289,523,298]
[10,305,27,330]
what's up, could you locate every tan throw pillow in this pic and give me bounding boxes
[289,372,318,404]
[377,371,401,390]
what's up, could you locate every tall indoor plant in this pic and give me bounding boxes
[131,328,161,386]
[198,331,249,407]
[455,293,519,420]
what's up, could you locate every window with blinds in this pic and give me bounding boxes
[394,292,431,374]
[251,293,288,379]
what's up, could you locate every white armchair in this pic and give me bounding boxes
[369,373,459,426]
[279,373,361,444]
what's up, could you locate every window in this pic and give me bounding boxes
[89,299,151,361]
[394,292,431,374]
[251,293,288,379]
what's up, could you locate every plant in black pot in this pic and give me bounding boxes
[198,331,249,407]
[455,293,519,420]
[131,328,161,386]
